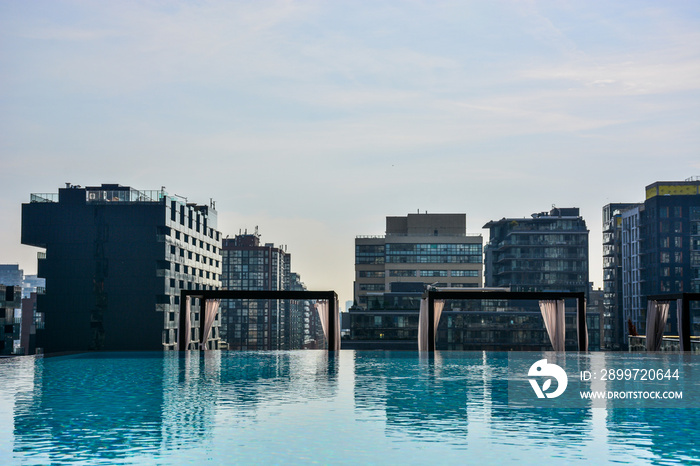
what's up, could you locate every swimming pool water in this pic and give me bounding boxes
[1,351,698,465]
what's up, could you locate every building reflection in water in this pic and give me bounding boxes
[7,351,700,463]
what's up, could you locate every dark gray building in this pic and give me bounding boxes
[621,180,700,336]
[483,207,589,296]
[21,184,222,353]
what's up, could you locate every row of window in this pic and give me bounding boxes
[162,224,220,251]
[385,269,478,277]
[170,245,219,267]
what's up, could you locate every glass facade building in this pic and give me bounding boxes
[220,232,320,350]
[602,203,640,350]
[483,207,589,296]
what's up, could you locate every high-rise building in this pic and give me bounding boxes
[621,206,644,337]
[21,184,222,353]
[483,207,589,296]
[620,179,700,336]
[349,213,483,349]
[220,231,314,350]
[602,203,640,350]
[354,213,483,309]
[1,285,22,355]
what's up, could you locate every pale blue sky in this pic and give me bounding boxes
[1,1,699,307]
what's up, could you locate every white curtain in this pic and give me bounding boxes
[184,297,192,350]
[314,300,339,351]
[645,300,670,352]
[200,299,220,351]
[315,301,329,343]
[576,299,589,351]
[677,298,686,351]
[539,300,565,352]
[418,299,445,351]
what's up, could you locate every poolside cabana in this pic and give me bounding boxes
[178,290,340,351]
[419,290,588,352]
[645,293,700,352]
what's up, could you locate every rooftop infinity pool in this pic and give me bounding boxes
[1,351,698,464]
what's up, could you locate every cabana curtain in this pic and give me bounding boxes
[418,298,445,351]
[539,300,565,352]
[314,300,340,351]
[200,299,220,350]
[645,300,670,352]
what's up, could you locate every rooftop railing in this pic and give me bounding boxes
[30,193,58,203]
[86,189,165,203]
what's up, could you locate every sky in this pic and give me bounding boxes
[1,0,699,308]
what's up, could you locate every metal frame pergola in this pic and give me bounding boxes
[646,292,700,352]
[422,290,588,352]
[178,290,339,351]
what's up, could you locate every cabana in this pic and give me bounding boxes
[419,289,588,352]
[645,293,700,352]
[178,290,340,351]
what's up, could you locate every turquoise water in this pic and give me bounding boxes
[1,351,699,465]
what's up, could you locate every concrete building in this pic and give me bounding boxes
[349,213,483,349]
[354,213,483,309]
[21,184,222,353]
[483,207,589,296]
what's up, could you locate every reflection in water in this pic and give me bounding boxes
[3,351,699,464]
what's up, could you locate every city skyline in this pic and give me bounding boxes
[2,1,699,308]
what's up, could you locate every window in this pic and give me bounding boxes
[450,270,479,277]
[359,284,385,291]
[675,252,683,263]
[389,270,416,277]
[661,237,670,248]
[420,270,448,277]
[359,271,385,278]
[661,252,670,263]
[675,237,683,248]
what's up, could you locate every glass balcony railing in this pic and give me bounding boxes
[30,193,58,203]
